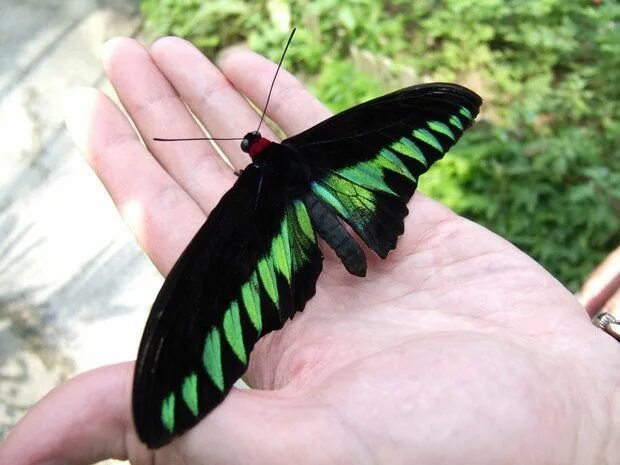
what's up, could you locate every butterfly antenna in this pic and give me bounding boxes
[153,137,244,142]
[255,27,296,134]
[154,28,296,143]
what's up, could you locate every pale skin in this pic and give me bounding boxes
[0,36,618,465]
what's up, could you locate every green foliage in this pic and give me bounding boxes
[311,61,385,113]
[140,0,620,290]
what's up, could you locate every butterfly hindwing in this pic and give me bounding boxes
[132,158,322,448]
[284,83,482,258]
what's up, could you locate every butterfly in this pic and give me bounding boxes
[132,81,482,448]
[132,32,482,447]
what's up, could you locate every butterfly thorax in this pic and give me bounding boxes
[248,137,272,157]
[245,142,309,185]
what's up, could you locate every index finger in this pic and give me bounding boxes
[219,50,332,136]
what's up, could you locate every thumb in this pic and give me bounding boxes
[0,362,147,465]
[0,362,322,465]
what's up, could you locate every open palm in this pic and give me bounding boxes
[1,37,618,465]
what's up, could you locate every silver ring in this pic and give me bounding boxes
[593,312,620,342]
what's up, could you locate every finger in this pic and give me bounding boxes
[150,37,281,171]
[0,362,322,465]
[64,86,205,275]
[102,37,235,213]
[0,363,140,465]
[220,50,332,135]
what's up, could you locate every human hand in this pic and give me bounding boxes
[1,36,618,465]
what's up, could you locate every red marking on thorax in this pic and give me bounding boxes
[248,137,273,157]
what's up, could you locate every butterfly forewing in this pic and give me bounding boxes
[132,157,322,448]
[284,83,482,258]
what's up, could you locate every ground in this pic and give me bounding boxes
[0,2,154,463]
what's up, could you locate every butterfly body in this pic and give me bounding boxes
[133,83,482,448]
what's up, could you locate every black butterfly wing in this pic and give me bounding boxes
[284,83,482,258]
[133,159,322,448]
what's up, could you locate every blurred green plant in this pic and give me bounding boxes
[141,0,619,290]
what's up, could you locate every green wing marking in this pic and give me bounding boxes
[428,121,455,140]
[312,174,376,231]
[161,393,176,433]
[203,328,224,391]
[258,256,279,306]
[289,200,317,272]
[459,106,474,120]
[272,231,291,284]
[449,115,464,130]
[241,273,262,332]
[377,148,416,180]
[181,373,199,416]
[223,301,246,364]
[413,128,443,153]
[294,200,315,241]
[391,137,428,167]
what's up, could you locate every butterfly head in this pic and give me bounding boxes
[241,131,272,157]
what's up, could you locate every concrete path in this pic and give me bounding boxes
[0,1,155,462]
